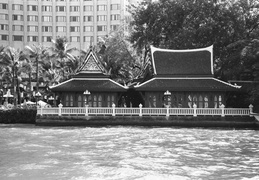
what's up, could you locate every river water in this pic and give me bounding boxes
[0,125,259,180]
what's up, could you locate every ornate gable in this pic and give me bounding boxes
[78,49,106,74]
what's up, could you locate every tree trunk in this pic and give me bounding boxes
[36,56,39,93]
[12,66,16,106]
[16,71,20,104]
[29,72,32,100]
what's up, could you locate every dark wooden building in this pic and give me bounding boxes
[50,49,128,107]
[134,45,240,108]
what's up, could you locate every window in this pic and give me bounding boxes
[214,94,223,108]
[0,35,8,41]
[70,36,80,42]
[13,25,24,31]
[84,16,93,22]
[42,26,52,32]
[56,6,66,12]
[107,95,115,107]
[110,25,118,31]
[42,16,52,22]
[97,15,106,21]
[27,15,38,21]
[84,36,93,42]
[13,4,23,10]
[13,15,23,21]
[148,94,157,107]
[0,24,8,31]
[56,26,66,32]
[111,14,120,21]
[110,4,120,10]
[84,26,93,32]
[97,5,106,11]
[42,6,52,12]
[97,25,106,31]
[70,16,80,22]
[91,95,102,107]
[77,94,84,107]
[70,6,80,12]
[84,5,93,11]
[64,94,74,107]
[0,14,8,20]
[27,5,38,11]
[42,36,52,42]
[0,3,8,9]
[27,36,38,42]
[13,35,23,41]
[56,16,66,22]
[70,26,80,32]
[27,26,38,32]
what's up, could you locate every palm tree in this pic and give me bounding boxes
[24,44,49,93]
[0,46,26,105]
[50,36,76,82]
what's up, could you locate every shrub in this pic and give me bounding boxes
[0,108,37,124]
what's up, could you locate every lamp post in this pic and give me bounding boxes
[164,90,171,107]
[83,90,91,106]
[35,91,42,107]
[4,89,13,105]
[48,96,54,106]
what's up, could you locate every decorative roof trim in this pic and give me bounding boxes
[78,49,106,73]
[134,77,241,89]
[212,78,241,89]
[135,78,155,88]
[150,45,214,75]
[50,78,128,90]
[49,78,73,89]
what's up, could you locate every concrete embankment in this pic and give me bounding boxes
[36,115,259,129]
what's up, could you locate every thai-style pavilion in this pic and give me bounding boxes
[50,49,128,107]
[134,45,240,108]
[51,45,240,108]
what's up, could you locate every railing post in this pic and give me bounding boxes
[166,105,169,117]
[112,103,115,116]
[220,104,225,117]
[40,106,43,116]
[249,104,254,117]
[139,104,143,116]
[58,103,63,116]
[193,104,197,117]
[85,104,89,116]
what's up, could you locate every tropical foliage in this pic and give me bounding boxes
[129,0,259,107]
[129,0,259,80]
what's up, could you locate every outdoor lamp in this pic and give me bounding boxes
[48,96,54,105]
[164,90,171,107]
[83,90,91,106]
[35,92,42,106]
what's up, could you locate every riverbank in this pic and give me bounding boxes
[36,115,259,129]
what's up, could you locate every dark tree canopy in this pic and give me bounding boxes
[129,0,259,81]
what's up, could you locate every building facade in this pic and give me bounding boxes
[50,47,128,107]
[0,0,131,50]
[134,45,240,108]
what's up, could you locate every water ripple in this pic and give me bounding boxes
[0,126,259,179]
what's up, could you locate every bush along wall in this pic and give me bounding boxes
[0,108,37,124]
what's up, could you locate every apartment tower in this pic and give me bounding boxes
[0,0,131,50]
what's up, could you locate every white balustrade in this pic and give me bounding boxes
[37,104,253,117]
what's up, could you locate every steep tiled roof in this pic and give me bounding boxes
[135,77,240,91]
[50,78,128,92]
[150,45,213,76]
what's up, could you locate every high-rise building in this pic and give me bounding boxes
[0,0,131,50]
